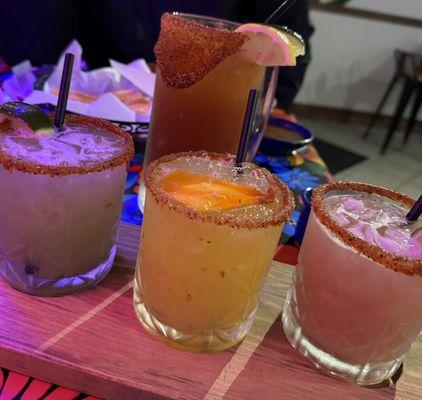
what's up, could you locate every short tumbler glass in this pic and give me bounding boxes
[282,182,422,385]
[0,115,134,296]
[134,151,294,352]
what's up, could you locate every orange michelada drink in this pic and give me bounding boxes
[134,151,294,352]
[142,13,304,166]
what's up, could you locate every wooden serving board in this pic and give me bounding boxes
[0,222,421,400]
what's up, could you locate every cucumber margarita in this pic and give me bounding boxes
[0,103,134,296]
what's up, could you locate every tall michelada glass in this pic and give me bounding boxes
[138,12,305,209]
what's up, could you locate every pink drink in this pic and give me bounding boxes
[283,182,422,385]
[325,194,421,259]
[0,115,133,296]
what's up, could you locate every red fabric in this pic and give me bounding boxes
[274,244,300,265]
[43,388,81,400]
[21,380,53,400]
[0,371,30,400]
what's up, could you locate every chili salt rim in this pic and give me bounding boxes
[0,113,134,176]
[144,151,295,229]
[312,181,422,276]
[154,13,247,89]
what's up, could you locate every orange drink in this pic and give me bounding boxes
[134,151,294,352]
[144,13,270,167]
[146,51,264,164]
[144,13,305,166]
[139,13,304,210]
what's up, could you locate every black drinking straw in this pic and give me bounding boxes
[236,89,260,167]
[265,0,298,24]
[406,194,422,222]
[53,53,74,128]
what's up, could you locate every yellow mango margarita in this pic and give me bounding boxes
[134,152,294,352]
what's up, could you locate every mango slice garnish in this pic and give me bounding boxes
[157,170,270,212]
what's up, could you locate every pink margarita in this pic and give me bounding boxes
[283,182,422,385]
[325,193,421,259]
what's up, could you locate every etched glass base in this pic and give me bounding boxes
[133,276,256,352]
[0,245,116,297]
[282,296,404,386]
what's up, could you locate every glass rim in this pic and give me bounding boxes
[171,12,241,29]
[0,114,134,176]
[155,13,247,89]
[312,182,422,276]
[144,151,295,229]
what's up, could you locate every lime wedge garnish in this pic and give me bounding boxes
[0,102,55,138]
[235,23,305,67]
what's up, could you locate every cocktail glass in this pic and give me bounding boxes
[134,151,294,352]
[0,114,134,296]
[282,182,422,385]
[138,13,279,210]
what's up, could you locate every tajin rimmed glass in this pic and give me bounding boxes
[283,181,422,385]
[134,151,294,352]
[0,114,133,176]
[0,114,134,296]
[138,12,279,211]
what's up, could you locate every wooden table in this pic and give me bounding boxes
[0,222,421,399]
